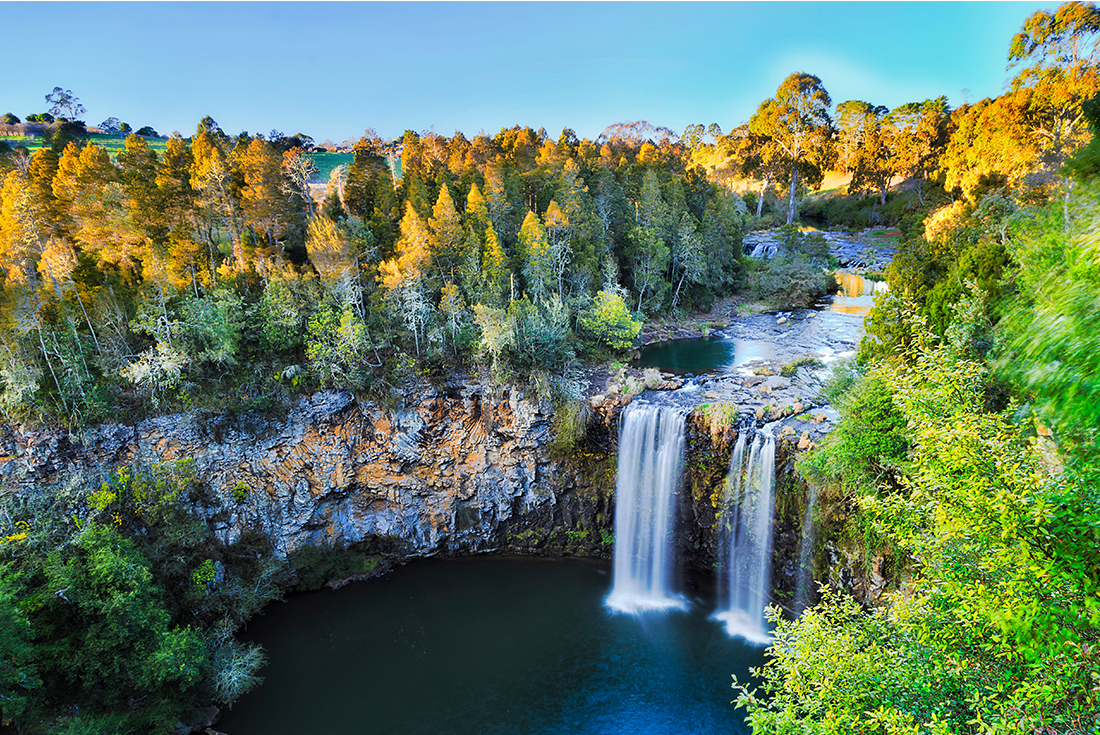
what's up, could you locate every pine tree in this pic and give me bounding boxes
[379,202,432,355]
[518,210,552,303]
[429,183,464,282]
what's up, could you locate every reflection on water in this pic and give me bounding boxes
[219,558,764,735]
[633,337,774,375]
[831,272,887,317]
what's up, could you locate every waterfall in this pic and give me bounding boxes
[794,485,819,615]
[606,403,688,614]
[716,430,748,613]
[714,429,776,643]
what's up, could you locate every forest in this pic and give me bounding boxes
[0,1,1097,733]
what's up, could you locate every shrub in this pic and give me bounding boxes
[746,255,834,308]
[799,370,908,495]
[780,356,825,377]
[578,289,642,352]
[287,545,380,591]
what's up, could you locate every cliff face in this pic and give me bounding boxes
[0,378,870,608]
[0,382,610,558]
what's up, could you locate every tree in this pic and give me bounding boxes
[886,97,950,205]
[42,524,206,717]
[480,223,511,307]
[44,87,85,121]
[281,147,317,218]
[943,3,1100,198]
[519,210,553,303]
[428,183,464,281]
[841,101,893,205]
[732,124,786,218]
[749,73,835,224]
[579,288,642,351]
[0,113,19,125]
[190,119,245,271]
[438,280,467,352]
[238,137,291,251]
[669,212,706,309]
[380,202,432,355]
[99,117,122,135]
[1008,1,1100,157]
[835,101,884,173]
[626,225,670,312]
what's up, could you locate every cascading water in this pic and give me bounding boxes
[714,428,776,644]
[716,429,748,613]
[606,403,689,614]
[794,484,820,615]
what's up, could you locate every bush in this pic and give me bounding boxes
[780,356,824,377]
[800,370,908,495]
[578,289,642,352]
[746,255,834,308]
[287,545,380,591]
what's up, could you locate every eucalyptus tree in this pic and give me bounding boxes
[749,73,835,224]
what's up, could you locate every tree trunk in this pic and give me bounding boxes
[37,324,67,415]
[70,283,104,359]
[756,180,768,218]
[787,167,798,225]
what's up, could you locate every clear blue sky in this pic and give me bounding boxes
[3,1,1059,144]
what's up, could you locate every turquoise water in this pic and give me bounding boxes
[633,337,776,375]
[633,338,736,374]
[219,557,764,734]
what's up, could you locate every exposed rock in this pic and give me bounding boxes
[0,384,606,558]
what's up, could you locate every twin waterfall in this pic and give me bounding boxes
[607,401,778,644]
[605,404,689,613]
[714,430,776,643]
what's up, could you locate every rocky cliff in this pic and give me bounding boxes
[0,380,614,558]
[0,370,866,608]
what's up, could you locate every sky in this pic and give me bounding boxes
[3,1,1060,144]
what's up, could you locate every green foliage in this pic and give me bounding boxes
[779,356,824,377]
[287,544,380,591]
[997,179,1100,458]
[745,254,834,308]
[306,304,371,388]
[42,523,207,730]
[800,370,908,497]
[578,289,642,352]
[0,461,283,731]
[192,558,217,590]
[741,330,1100,735]
[549,398,592,456]
[0,573,38,723]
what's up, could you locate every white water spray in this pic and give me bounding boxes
[794,484,819,615]
[606,403,688,614]
[714,429,776,643]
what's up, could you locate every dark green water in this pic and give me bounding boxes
[633,337,776,375]
[633,338,735,374]
[219,557,764,734]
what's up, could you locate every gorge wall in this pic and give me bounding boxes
[0,376,855,607]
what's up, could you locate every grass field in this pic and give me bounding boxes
[306,151,353,183]
[3,131,168,156]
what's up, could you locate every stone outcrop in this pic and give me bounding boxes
[0,380,610,558]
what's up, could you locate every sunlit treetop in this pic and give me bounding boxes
[1009,1,1100,82]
